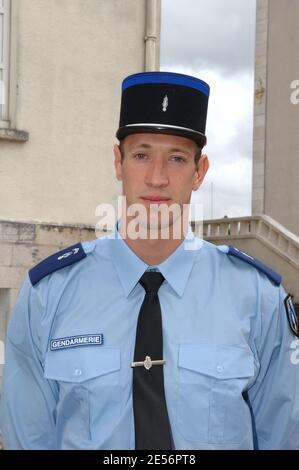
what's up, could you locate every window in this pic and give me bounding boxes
[0,0,10,124]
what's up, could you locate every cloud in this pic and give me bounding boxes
[160,1,256,218]
[160,64,254,217]
[200,68,254,163]
[161,0,256,76]
[192,158,252,220]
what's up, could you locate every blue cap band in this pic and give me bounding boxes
[122,72,210,96]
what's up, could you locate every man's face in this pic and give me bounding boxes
[114,133,209,232]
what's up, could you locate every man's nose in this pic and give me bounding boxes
[145,160,169,187]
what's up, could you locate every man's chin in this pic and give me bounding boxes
[125,201,188,239]
[148,214,187,238]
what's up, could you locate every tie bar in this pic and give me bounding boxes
[131,355,166,370]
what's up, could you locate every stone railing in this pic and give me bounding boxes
[193,214,299,270]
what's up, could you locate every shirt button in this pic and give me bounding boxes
[216,365,223,374]
[74,368,82,377]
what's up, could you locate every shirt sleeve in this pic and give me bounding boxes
[247,284,299,450]
[0,275,57,449]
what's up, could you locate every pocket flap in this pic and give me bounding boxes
[44,347,121,383]
[178,344,254,379]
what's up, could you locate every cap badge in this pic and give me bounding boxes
[162,95,168,112]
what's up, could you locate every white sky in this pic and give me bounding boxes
[160,0,256,219]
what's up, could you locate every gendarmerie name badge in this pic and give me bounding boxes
[50,334,104,351]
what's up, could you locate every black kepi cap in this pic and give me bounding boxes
[116,71,210,148]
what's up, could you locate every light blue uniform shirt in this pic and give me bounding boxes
[1,229,299,450]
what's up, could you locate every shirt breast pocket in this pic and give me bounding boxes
[176,344,254,446]
[44,347,121,445]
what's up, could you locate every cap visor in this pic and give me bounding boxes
[116,125,206,148]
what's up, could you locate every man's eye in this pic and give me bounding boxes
[134,153,147,160]
[170,156,186,163]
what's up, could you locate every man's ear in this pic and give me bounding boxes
[192,154,209,191]
[114,144,123,181]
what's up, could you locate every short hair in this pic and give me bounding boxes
[194,145,202,167]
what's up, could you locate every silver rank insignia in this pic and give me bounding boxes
[162,95,168,112]
[58,247,80,260]
[131,355,166,370]
[284,294,299,338]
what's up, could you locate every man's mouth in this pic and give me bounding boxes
[141,196,171,203]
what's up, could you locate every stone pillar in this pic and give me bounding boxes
[252,0,299,236]
[252,0,268,216]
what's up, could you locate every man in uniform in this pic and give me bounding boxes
[1,72,299,450]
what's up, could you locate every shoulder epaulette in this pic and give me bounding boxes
[29,243,87,286]
[227,246,282,286]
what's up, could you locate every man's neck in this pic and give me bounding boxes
[122,234,184,266]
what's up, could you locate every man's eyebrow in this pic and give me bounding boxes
[128,143,152,150]
[168,147,191,155]
[127,144,192,155]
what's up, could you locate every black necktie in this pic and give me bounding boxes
[132,272,172,450]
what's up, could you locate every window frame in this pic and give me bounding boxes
[0,0,10,127]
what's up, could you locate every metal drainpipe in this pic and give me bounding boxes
[144,0,161,71]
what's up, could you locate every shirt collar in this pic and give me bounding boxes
[109,224,203,298]
[157,231,202,297]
